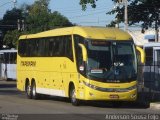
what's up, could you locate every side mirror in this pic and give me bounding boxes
[78,43,88,62]
[136,46,145,64]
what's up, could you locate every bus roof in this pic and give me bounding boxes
[0,49,17,53]
[19,26,132,40]
[143,42,160,48]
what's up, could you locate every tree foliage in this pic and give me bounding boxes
[106,20,117,27]
[1,0,73,48]
[2,8,24,27]
[80,0,97,10]
[3,30,21,48]
[0,8,24,48]
[79,0,160,28]
[0,8,24,35]
[24,0,72,33]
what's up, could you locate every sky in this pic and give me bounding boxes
[0,0,115,27]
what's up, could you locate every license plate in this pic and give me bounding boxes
[109,94,119,99]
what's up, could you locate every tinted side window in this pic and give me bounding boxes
[29,39,37,57]
[48,37,62,57]
[54,37,61,56]
[18,40,27,57]
[64,36,73,61]
[18,35,73,60]
[44,38,49,57]
[48,38,55,56]
[37,39,45,56]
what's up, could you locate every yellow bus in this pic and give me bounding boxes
[17,26,144,105]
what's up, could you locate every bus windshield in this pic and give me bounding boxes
[86,40,137,83]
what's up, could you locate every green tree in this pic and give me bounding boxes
[3,30,21,48]
[79,0,160,29]
[80,0,97,10]
[2,8,24,28]
[1,0,73,48]
[25,0,72,33]
[0,8,25,49]
[106,20,116,27]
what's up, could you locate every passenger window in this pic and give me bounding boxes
[18,35,73,59]
[65,36,73,61]
[29,39,37,57]
[49,38,55,56]
[45,38,49,57]
[18,40,27,57]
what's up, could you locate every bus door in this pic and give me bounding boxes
[3,52,16,80]
[153,47,160,91]
[60,36,74,97]
[0,53,5,79]
[143,47,153,90]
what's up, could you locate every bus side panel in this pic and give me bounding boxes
[7,64,16,80]
[35,58,64,96]
[17,57,32,91]
[17,55,23,91]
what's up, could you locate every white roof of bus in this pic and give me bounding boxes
[0,49,17,53]
[143,42,160,47]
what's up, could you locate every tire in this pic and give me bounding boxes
[31,81,39,100]
[26,82,32,99]
[70,85,80,106]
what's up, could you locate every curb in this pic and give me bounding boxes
[150,103,160,109]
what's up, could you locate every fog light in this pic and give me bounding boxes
[131,94,136,98]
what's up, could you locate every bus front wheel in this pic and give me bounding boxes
[70,85,80,106]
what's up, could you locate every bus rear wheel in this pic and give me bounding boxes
[26,82,32,99]
[70,85,80,106]
[31,81,39,99]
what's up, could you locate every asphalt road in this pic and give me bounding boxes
[0,80,160,120]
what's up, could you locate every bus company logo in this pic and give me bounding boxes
[21,61,36,67]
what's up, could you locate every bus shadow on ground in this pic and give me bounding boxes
[0,80,151,109]
[80,101,150,109]
[38,96,150,109]
[0,81,20,95]
[0,83,16,88]
[0,89,22,95]
[0,80,16,88]
[38,95,71,103]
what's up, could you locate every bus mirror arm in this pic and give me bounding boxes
[78,43,88,62]
[136,46,145,64]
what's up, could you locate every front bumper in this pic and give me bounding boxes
[84,87,137,101]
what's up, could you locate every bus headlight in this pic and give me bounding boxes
[83,81,98,90]
[83,81,137,92]
[127,85,137,91]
